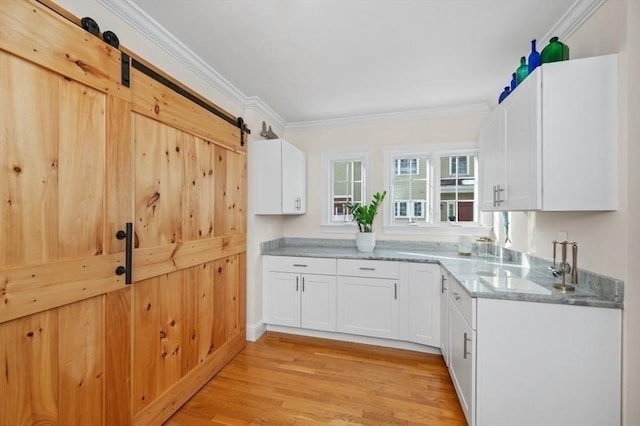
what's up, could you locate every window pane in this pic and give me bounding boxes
[440,154,476,222]
[331,159,365,223]
[393,156,429,223]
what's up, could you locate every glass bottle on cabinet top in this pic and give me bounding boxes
[510,73,517,90]
[541,36,570,64]
[516,56,528,84]
[498,86,510,104]
[528,39,541,73]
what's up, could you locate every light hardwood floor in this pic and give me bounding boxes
[165,332,465,425]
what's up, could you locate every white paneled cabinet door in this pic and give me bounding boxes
[502,72,539,210]
[281,140,306,214]
[407,263,441,347]
[300,274,337,332]
[449,299,475,425]
[265,272,301,327]
[337,276,399,339]
[479,108,504,211]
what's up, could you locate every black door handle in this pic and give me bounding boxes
[115,222,133,285]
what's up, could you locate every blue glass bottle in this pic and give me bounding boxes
[498,87,510,104]
[528,39,541,74]
[510,73,517,90]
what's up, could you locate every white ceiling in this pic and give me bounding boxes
[125,0,586,124]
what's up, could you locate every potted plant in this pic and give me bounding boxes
[346,191,386,252]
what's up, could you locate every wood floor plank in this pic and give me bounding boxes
[165,332,465,425]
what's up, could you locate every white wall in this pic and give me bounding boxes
[283,111,488,242]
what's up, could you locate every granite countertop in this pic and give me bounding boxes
[262,239,624,310]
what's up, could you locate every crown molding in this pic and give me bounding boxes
[244,97,287,132]
[540,0,606,43]
[285,103,491,131]
[97,0,248,109]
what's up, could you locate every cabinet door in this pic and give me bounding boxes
[502,73,540,210]
[301,274,337,332]
[440,272,450,366]
[479,108,504,211]
[281,141,306,214]
[254,139,283,214]
[265,272,301,327]
[337,276,399,339]
[407,263,441,347]
[449,299,475,425]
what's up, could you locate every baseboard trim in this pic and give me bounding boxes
[266,325,441,355]
[246,321,267,342]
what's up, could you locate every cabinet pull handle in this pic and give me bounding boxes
[296,276,299,292]
[293,264,308,267]
[464,332,472,359]
[115,222,133,285]
[492,185,497,207]
[452,292,461,301]
[441,275,446,293]
[496,185,505,205]
[302,277,305,292]
[394,283,397,300]
[359,267,375,271]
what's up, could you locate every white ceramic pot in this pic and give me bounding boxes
[355,232,376,252]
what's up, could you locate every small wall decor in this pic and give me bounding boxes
[260,121,279,139]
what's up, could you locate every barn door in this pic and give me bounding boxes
[0,0,133,424]
[128,64,247,424]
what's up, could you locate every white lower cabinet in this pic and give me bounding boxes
[264,256,337,332]
[448,275,476,425]
[336,275,400,339]
[443,274,622,426]
[407,263,441,347]
[475,298,621,426]
[336,259,402,339]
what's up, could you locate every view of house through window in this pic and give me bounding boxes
[440,154,476,222]
[386,149,478,228]
[332,160,363,222]
[392,156,429,223]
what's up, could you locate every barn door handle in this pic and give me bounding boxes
[115,222,133,285]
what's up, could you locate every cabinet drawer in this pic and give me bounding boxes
[337,259,400,279]
[265,256,336,275]
[448,276,475,329]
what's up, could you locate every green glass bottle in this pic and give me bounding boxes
[516,56,528,84]
[541,36,570,63]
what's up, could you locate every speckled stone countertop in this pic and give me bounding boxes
[261,238,624,309]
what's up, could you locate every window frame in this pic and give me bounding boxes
[383,143,490,236]
[449,155,470,176]
[395,158,419,176]
[322,150,371,233]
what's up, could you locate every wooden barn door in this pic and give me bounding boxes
[0,0,133,425]
[129,65,247,424]
[0,1,247,425]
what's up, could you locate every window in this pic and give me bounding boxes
[394,201,425,218]
[332,159,363,221]
[395,158,419,175]
[449,155,469,175]
[440,154,476,222]
[384,144,485,233]
[322,151,370,230]
[391,155,429,223]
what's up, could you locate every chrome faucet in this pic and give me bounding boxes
[549,240,578,291]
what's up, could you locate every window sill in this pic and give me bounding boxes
[321,223,359,234]
[382,224,491,236]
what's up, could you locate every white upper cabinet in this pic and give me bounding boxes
[254,139,306,214]
[480,54,617,211]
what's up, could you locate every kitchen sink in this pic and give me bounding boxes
[480,276,551,295]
